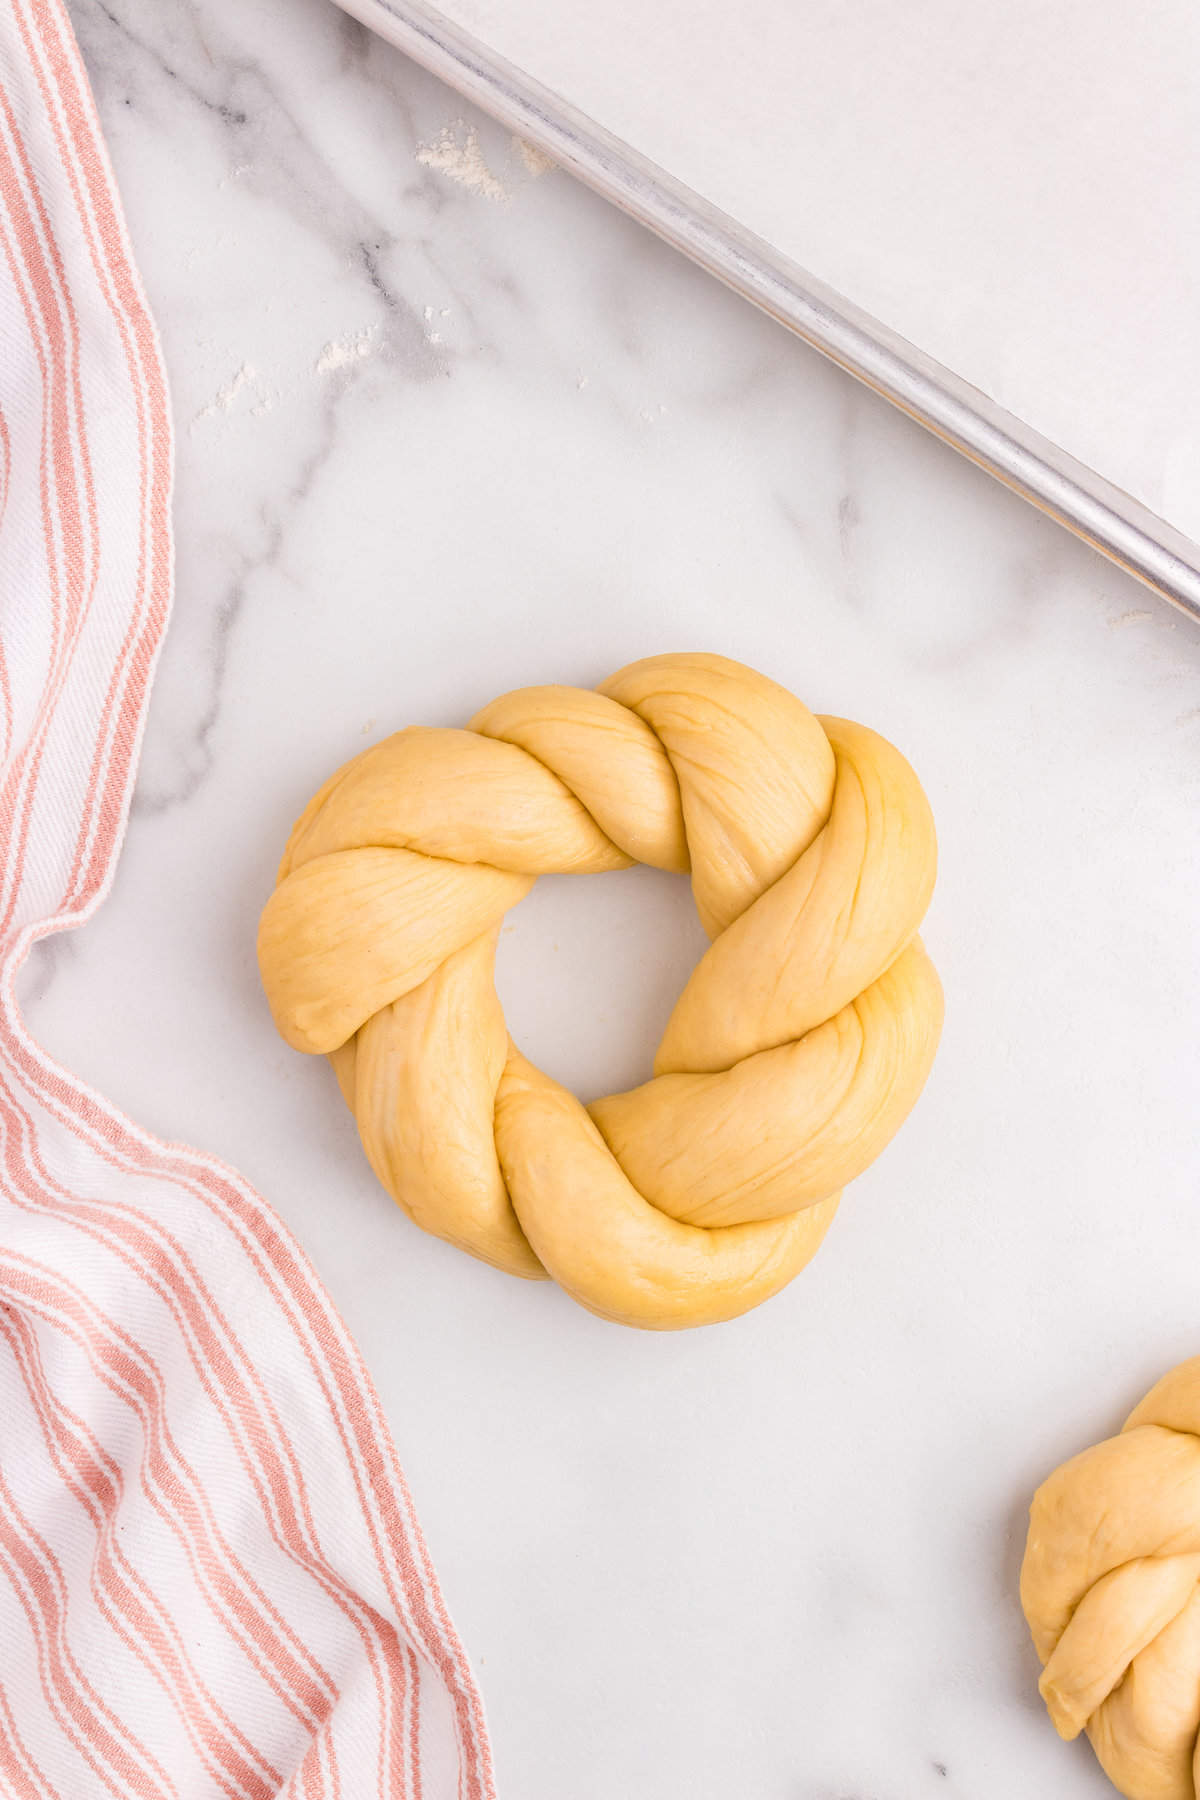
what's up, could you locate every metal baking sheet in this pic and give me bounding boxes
[333,0,1200,624]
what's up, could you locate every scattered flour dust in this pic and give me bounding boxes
[315,325,377,375]
[416,119,559,200]
[193,327,377,428]
[513,136,556,178]
[416,121,509,203]
[422,304,450,346]
[195,362,273,422]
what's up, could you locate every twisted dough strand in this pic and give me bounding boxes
[1023,1359,1200,1800]
[258,653,942,1329]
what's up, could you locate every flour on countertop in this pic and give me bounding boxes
[514,137,556,178]
[193,330,378,426]
[416,122,508,203]
[420,305,447,345]
[315,326,377,374]
[195,362,273,422]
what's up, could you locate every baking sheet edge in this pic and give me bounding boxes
[335,0,1200,625]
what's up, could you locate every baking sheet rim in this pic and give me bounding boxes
[335,0,1200,625]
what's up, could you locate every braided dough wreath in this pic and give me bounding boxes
[258,653,942,1329]
[1022,1357,1200,1799]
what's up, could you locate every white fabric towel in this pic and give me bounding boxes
[0,4,496,1794]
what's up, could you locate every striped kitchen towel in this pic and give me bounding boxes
[0,3,495,1795]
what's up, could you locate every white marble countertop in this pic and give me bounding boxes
[26,3,1200,1796]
